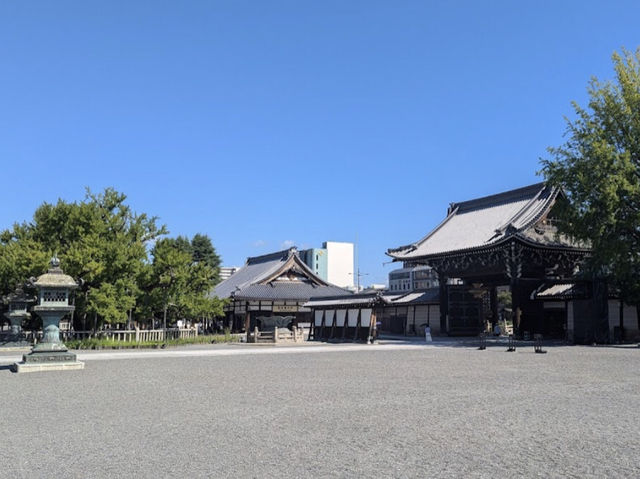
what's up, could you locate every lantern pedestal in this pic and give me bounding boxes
[12,259,84,373]
[13,307,84,373]
[0,313,31,348]
[2,285,33,349]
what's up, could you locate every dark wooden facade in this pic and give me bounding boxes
[388,184,599,341]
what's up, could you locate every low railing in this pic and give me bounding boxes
[20,328,199,343]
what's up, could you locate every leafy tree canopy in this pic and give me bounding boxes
[0,188,225,328]
[541,48,640,307]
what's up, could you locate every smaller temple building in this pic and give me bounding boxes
[304,288,440,341]
[532,282,640,342]
[211,247,352,332]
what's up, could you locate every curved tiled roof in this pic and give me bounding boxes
[211,247,352,301]
[233,283,350,300]
[388,183,585,261]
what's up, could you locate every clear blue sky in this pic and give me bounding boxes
[1,1,639,285]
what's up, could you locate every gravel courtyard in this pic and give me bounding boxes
[1,343,639,478]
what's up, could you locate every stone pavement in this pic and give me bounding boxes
[1,342,639,478]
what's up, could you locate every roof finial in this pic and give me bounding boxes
[50,256,61,269]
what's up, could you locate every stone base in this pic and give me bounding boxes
[0,341,32,349]
[13,350,84,373]
[13,361,85,373]
[0,333,31,349]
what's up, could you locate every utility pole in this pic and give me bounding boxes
[350,268,369,292]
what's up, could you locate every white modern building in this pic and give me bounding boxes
[219,266,240,281]
[323,241,354,289]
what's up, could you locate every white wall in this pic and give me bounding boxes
[404,305,440,335]
[607,300,639,339]
[323,241,354,288]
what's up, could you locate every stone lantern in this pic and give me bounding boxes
[13,257,84,373]
[1,285,33,348]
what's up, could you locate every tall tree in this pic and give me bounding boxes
[191,233,221,284]
[541,48,640,325]
[143,237,224,327]
[0,188,167,329]
[0,189,225,330]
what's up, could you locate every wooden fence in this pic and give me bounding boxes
[23,329,198,343]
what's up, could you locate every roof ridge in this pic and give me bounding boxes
[246,247,296,265]
[514,186,559,232]
[494,184,547,234]
[452,182,546,212]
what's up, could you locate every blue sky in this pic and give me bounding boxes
[1,1,639,285]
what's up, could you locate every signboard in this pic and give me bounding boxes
[273,305,298,313]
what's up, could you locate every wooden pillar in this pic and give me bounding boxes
[490,287,498,326]
[592,279,609,343]
[342,309,348,340]
[354,309,361,341]
[369,310,376,342]
[411,305,416,335]
[511,278,519,337]
[330,310,336,340]
[438,272,448,334]
[619,299,624,342]
[319,309,326,341]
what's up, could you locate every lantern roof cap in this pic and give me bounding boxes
[3,284,34,304]
[33,257,78,289]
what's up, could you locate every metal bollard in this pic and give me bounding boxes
[507,334,516,352]
[478,332,487,350]
[534,334,546,354]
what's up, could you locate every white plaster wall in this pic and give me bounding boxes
[567,301,574,342]
[324,241,354,288]
[406,305,440,335]
[347,309,359,327]
[361,309,372,327]
[608,300,639,339]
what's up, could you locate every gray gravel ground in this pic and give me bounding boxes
[1,344,639,478]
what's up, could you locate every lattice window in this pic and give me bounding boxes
[43,290,67,302]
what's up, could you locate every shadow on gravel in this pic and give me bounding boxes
[378,335,626,350]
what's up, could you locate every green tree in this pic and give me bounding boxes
[143,237,224,329]
[0,189,225,331]
[0,188,166,329]
[191,233,221,284]
[541,48,640,325]
[0,237,49,294]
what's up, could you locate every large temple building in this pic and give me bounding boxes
[212,247,351,332]
[386,183,609,342]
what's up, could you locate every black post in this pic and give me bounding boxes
[438,272,448,334]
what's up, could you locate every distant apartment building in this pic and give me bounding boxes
[300,241,354,289]
[219,266,240,281]
[299,248,328,281]
[388,264,439,292]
